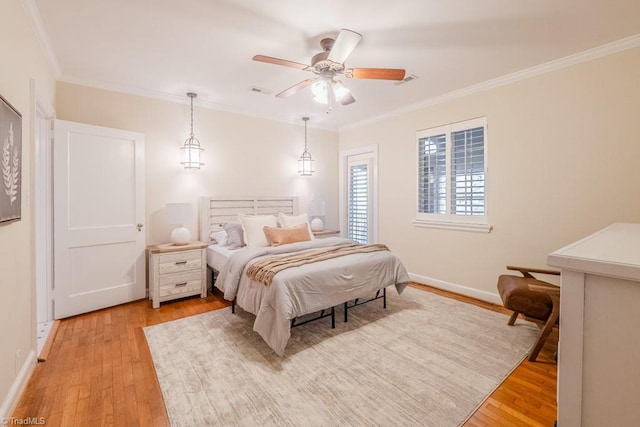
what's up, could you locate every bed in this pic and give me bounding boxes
[200,196,410,355]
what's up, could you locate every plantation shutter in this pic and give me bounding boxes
[418,134,447,214]
[451,126,485,215]
[348,163,369,244]
[415,117,488,228]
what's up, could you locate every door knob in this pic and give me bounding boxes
[137,223,144,231]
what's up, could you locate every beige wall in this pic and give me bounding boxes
[340,47,640,298]
[55,83,339,245]
[0,0,56,414]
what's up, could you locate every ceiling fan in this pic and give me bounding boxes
[253,29,406,107]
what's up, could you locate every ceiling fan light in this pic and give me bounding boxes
[312,93,328,104]
[311,79,326,96]
[332,81,350,101]
[311,79,329,104]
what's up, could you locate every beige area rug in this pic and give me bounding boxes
[144,287,539,426]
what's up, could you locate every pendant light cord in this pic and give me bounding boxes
[303,116,309,151]
[187,92,197,138]
[190,95,194,137]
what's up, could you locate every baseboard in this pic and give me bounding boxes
[0,350,36,421]
[409,273,502,305]
[37,320,60,362]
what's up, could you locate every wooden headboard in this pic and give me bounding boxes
[199,196,298,242]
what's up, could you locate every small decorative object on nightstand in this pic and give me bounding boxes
[312,229,340,238]
[308,199,326,231]
[148,241,207,308]
[166,203,194,245]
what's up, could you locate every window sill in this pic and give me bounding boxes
[412,219,492,233]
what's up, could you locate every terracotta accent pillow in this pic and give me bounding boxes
[263,223,311,246]
[277,212,315,240]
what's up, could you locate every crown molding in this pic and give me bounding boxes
[21,0,61,79]
[341,33,640,132]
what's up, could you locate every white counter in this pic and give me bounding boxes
[548,223,640,426]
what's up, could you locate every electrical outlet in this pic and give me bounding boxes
[15,349,22,374]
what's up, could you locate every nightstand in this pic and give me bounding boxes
[312,229,340,238]
[148,241,208,308]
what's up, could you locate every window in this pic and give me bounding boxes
[416,117,490,232]
[340,146,377,244]
[348,162,369,244]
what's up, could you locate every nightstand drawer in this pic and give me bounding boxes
[148,241,208,309]
[159,271,202,297]
[158,249,202,275]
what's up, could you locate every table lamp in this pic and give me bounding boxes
[166,203,193,245]
[308,200,326,231]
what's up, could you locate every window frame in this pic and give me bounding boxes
[414,117,491,233]
[339,145,378,243]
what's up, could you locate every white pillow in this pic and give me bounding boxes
[210,230,228,246]
[238,214,278,248]
[277,212,315,240]
[222,221,245,249]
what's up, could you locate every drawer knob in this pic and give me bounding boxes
[175,282,187,287]
[175,261,188,265]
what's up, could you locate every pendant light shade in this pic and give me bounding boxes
[181,92,204,170]
[297,117,314,176]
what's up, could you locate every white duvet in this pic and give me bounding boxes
[215,237,410,355]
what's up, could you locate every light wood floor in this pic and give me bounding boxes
[13,284,557,426]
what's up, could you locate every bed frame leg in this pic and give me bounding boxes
[232,298,236,314]
[344,302,348,323]
[383,287,387,309]
[331,307,335,329]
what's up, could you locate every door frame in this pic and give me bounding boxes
[338,145,378,243]
[34,88,55,326]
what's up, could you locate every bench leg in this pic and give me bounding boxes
[528,294,560,362]
[507,311,519,325]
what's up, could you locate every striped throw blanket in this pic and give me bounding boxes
[246,243,389,286]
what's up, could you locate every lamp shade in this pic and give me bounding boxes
[308,200,326,217]
[166,203,193,225]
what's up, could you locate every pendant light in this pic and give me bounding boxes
[297,117,314,176]
[181,92,204,170]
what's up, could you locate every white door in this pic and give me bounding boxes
[340,146,378,244]
[53,120,145,319]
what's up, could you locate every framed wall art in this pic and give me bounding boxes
[1,94,22,223]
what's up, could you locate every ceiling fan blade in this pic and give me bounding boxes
[345,68,406,81]
[253,55,310,71]
[327,29,362,64]
[340,92,356,106]
[276,78,315,98]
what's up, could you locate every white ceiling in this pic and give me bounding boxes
[32,0,640,131]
